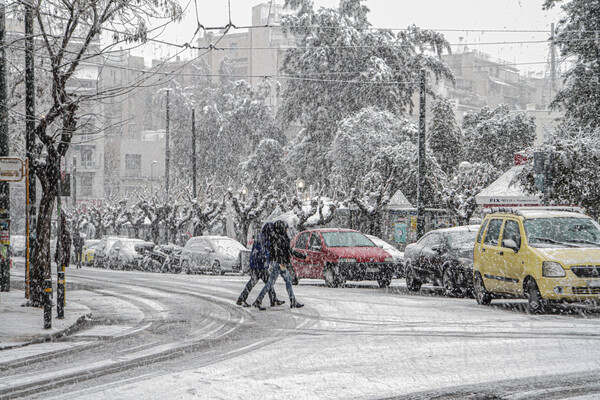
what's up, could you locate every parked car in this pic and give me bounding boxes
[473,207,600,313]
[94,236,121,268]
[404,225,479,297]
[290,228,396,288]
[82,239,101,265]
[9,235,26,257]
[107,238,147,270]
[366,234,404,278]
[180,236,246,275]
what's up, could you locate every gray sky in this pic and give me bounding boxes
[149,0,564,74]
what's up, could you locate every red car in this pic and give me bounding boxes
[290,228,396,288]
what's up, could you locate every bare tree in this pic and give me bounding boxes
[229,189,275,245]
[292,197,338,233]
[26,0,182,305]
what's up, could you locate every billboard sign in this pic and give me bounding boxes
[0,157,24,182]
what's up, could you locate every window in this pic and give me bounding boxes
[447,231,478,249]
[502,220,521,249]
[81,147,94,167]
[476,220,489,244]
[419,234,441,247]
[309,233,322,250]
[295,232,309,250]
[483,219,503,246]
[125,154,141,177]
[322,231,375,248]
[524,217,600,247]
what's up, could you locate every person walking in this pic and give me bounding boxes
[253,220,306,310]
[73,230,84,268]
[237,222,284,307]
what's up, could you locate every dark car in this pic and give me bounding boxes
[403,225,479,297]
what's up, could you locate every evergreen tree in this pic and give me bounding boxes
[428,97,461,175]
[280,0,452,186]
[462,105,536,171]
[544,0,600,130]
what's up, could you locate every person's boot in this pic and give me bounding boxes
[270,299,285,307]
[252,300,266,311]
[290,299,304,308]
[236,298,251,307]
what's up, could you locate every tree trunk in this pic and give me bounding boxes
[30,184,56,306]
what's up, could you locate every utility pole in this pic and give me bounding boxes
[72,156,76,207]
[416,69,426,240]
[25,0,36,297]
[550,23,556,92]
[0,0,10,291]
[165,89,170,199]
[191,108,197,197]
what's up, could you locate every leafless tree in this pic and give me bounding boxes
[24,0,182,305]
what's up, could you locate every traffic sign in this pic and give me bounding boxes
[0,157,24,182]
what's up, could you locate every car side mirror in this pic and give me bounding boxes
[502,239,519,252]
[310,245,321,251]
[431,244,445,253]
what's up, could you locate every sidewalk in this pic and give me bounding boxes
[0,283,91,350]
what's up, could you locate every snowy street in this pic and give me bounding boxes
[3,264,600,399]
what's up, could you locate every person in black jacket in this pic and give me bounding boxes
[73,230,84,268]
[252,220,306,310]
[236,222,284,307]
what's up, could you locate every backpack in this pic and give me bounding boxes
[249,230,270,270]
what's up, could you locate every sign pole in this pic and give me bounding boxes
[25,158,30,298]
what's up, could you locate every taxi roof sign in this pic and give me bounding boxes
[0,157,24,182]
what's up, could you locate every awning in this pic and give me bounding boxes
[476,165,541,206]
[384,189,413,210]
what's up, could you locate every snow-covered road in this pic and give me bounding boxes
[5,265,600,399]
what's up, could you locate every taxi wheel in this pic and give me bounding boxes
[526,279,547,314]
[474,272,492,305]
[442,267,458,297]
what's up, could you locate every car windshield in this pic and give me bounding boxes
[523,217,600,247]
[213,239,245,254]
[322,232,375,247]
[447,231,477,249]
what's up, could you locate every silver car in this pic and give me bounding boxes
[180,236,247,275]
[107,238,147,270]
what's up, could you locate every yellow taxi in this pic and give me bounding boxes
[473,208,600,313]
[82,240,101,265]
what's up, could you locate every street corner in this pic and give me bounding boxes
[0,288,91,350]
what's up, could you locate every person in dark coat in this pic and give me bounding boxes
[253,220,306,310]
[236,222,284,307]
[54,214,72,269]
[73,230,84,268]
